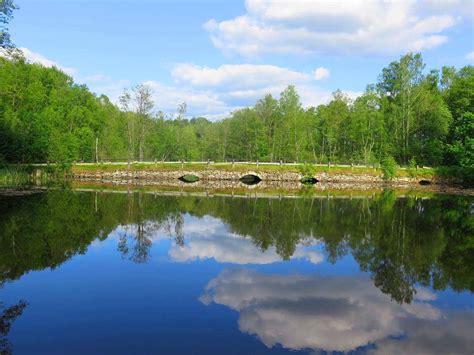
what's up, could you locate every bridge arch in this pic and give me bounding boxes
[240,174,261,185]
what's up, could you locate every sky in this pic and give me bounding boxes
[9,0,474,119]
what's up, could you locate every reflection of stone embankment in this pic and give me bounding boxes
[72,176,474,195]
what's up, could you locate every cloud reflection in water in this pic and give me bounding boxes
[200,269,474,354]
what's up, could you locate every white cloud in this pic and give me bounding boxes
[172,63,311,88]
[200,269,473,353]
[314,67,330,80]
[205,0,466,57]
[19,47,77,75]
[466,51,474,61]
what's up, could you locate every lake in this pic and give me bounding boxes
[0,188,473,354]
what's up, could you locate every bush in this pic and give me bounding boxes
[298,163,315,177]
[381,156,397,181]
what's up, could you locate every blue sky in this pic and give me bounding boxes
[9,0,474,119]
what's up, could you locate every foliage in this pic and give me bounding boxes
[298,163,315,177]
[0,54,126,163]
[381,156,397,181]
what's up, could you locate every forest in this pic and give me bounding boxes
[0,50,472,173]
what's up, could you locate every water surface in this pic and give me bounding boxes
[0,189,473,354]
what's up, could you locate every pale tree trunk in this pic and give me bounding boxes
[139,117,145,162]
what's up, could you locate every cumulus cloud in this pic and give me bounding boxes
[172,63,311,88]
[205,0,467,57]
[466,51,474,61]
[200,269,474,353]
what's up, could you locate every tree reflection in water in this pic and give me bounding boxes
[0,189,472,305]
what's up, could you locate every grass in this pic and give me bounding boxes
[0,166,35,187]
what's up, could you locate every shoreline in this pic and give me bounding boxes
[3,180,473,197]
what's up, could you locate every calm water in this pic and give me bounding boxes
[0,189,473,354]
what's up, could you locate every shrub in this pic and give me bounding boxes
[298,163,315,177]
[381,156,397,181]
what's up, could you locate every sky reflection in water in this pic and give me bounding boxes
[0,190,472,354]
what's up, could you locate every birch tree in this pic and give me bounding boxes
[132,84,154,161]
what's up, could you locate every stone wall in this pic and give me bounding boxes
[72,168,430,185]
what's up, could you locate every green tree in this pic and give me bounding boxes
[279,85,304,162]
[377,53,425,163]
[132,84,154,162]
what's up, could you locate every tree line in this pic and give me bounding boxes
[0,51,472,169]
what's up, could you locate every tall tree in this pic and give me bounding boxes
[132,84,154,161]
[279,85,303,162]
[377,53,425,163]
[350,87,385,163]
[255,94,280,161]
[119,89,134,163]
